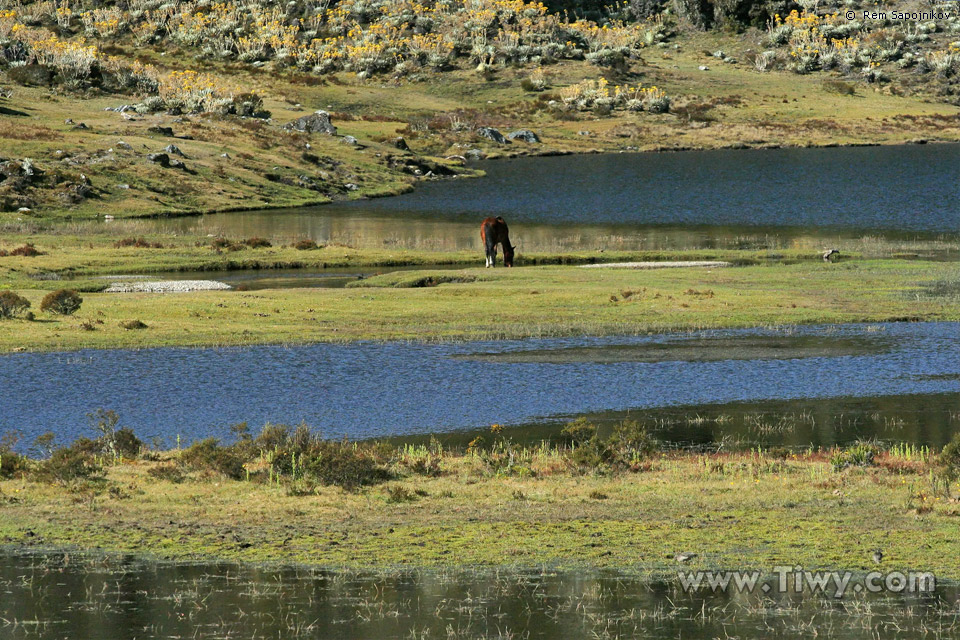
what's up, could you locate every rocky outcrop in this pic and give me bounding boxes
[285,110,337,135]
[507,129,541,143]
[476,127,508,144]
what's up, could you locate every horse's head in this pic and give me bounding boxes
[503,243,515,267]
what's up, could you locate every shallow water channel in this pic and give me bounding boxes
[2,322,957,449]
[0,551,957,640]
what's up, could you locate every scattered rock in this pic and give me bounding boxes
[476,127,508,144]
[344,183,358,191]
[116,184,130,190]
[284,110,337,135]
[164,144,186,157]
[116,141,134,151]
[464,149,484,160]
[147,125,175,137]
[698,65,710,71]
[168,158,186,170]
[146,152,170,167]
[822,249,840,262]
[577,130,592,136]
[393,136,411,151]
[340,135,359,146]
[71,123,89,131]
[507,128,541,143]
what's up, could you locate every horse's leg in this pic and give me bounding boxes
[485,237,496,267]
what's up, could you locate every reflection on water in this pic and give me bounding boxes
[405,392,960,451]
[138,145,960,253]
[456,334,892,364]
[2,323,957,449]
[0,551,958,640]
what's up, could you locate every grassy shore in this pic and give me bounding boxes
[1,429,957,576]
[1,254,958,352]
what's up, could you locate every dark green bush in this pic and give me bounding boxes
[33,447,103,485]
[88,409,142,459]
[565,420,659,473]
[560,418,597,446]
[1,433,27,478]
[937,432,960,485]
[40,289,83,315]
[179,438,246,479]
[303,441,391,490]
[0,291,31,319]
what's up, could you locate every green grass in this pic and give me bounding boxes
[0,256,957,352]
[1,443,956,575]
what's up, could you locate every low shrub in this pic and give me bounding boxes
[211,237,245,251]
[560,418,597,446]
[33,447,103,485]
[147,464,185,483]
[935,432,960,495]
[0,437,27,478]
[303,441,391,490]
[564,419,659,473]
[831,442,877,471]
[87,410,143,460]
[293,239,318,250]
[119,319,148,330]
[243,237,272,248]
[40,289,82,315]
[0,291,30,319]
[179,438,246,479]
[114,237,163,249]
[9,243,43,257]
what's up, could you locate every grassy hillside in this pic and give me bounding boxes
[1,0,959,220]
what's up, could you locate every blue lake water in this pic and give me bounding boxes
[2,322,957,448]
[144,145,960,253]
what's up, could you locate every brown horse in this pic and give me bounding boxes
[480,217,515,267]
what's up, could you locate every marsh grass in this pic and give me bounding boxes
[3,416,960,572]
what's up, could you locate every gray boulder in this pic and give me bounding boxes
[146,153,170,167]
[476,127,508,144]
[164,144,186,157]
[285,110,337,135]
[507,129,541,143]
